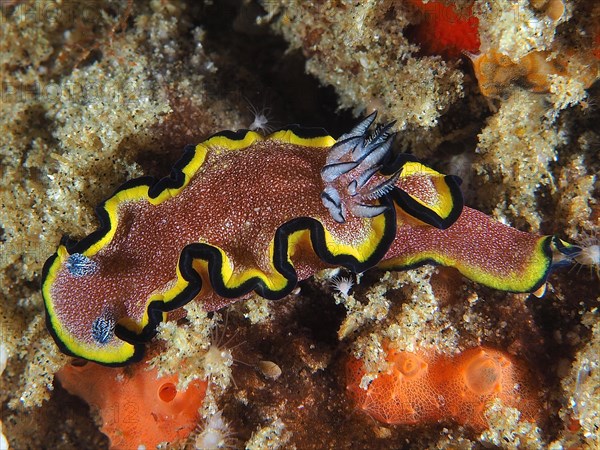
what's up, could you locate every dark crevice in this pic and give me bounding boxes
[199,0,355,137]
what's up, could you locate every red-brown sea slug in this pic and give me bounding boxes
[41,113,579,365]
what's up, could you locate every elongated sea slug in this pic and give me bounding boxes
[42,113,578,365]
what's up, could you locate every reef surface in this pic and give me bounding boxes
[0,1,598,449]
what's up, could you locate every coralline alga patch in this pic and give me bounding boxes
[41,113,581,366]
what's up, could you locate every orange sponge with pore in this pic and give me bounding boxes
[346,346,538,429]
[347,349,441,424]
[57,359,208,450]
[434,347,536,428]
[407,0,480,58]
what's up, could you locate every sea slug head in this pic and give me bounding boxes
[42,244,147,366]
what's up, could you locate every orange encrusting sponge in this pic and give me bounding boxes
[347,350,441,424]
[407,0,480,58]
[57,359,208,450]
[346,346,538,429]
[469,50,600,98]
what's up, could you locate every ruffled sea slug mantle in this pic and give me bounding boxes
[42,113,576,366]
